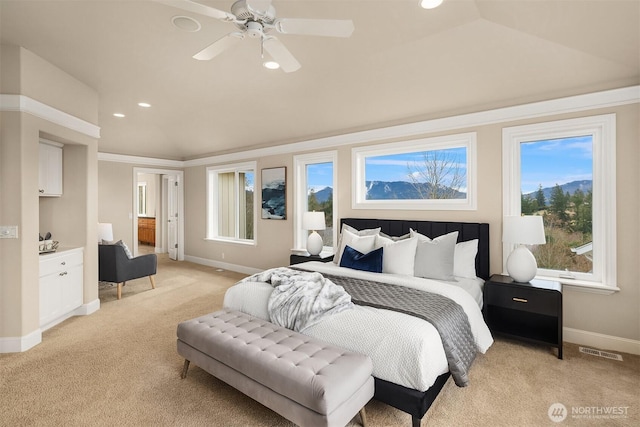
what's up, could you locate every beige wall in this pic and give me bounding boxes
[0,45,98,342]
[181,102,639,343]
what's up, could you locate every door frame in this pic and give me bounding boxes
[133,167,184,260]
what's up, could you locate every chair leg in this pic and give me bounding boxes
[117,283,123,300]
[181,360,190,379]
[149,275,156,290]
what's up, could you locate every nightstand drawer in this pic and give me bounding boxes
[486,285,559,316]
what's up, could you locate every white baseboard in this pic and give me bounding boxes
[0,329,42,353]
[184,255,261,276]
[0,300,100,353]
[77,298,100,315]
[564,327,640,355]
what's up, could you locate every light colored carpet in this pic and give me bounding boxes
[1,254,638,426]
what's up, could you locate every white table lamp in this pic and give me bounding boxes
[98,223,114,243]
[503,215,546,283]
[302,211,326,256]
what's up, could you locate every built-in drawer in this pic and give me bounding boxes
[485,284,559,317]
[39,250,83,277]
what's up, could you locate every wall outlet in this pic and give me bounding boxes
[0,225,18,239]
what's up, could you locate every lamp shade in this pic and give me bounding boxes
[502,215,546,245]
[98,223,114,243]
[302,211,326,231]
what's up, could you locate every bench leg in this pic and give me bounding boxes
[359,407,368,427]
[181,360,190,379]
[149,275,156,290]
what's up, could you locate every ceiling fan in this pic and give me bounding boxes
[159,0,355,72]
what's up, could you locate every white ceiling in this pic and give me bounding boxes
[1,0,638,160]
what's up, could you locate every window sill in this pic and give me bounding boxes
[535,275,619,295]
[204,237,256,246]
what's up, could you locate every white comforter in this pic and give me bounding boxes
[223,261,493,391]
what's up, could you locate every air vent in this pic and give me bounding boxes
[579,346,623,361]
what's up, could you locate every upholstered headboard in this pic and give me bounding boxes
[340,218,490,280]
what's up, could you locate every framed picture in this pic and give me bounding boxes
[261,167,286,220]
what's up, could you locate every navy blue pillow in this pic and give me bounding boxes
[339,245,383,273]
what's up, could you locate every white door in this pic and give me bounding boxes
[167,176,179,260]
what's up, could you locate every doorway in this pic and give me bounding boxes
[133,168,184,260]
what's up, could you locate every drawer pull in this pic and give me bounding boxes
[512,297,528,303]
[59,271,67,276]
[61,261,66,266]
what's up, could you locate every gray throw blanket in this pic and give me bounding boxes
[241,267,354,332]
[321,272,477,387]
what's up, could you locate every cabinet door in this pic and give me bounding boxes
[40,273,64,326]
[61,265,83,313]
[39,142,63,196]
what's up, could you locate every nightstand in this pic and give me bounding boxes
[484,274,563,359]
[289,252,334,265]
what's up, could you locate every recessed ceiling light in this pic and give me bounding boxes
[420,0,444,9]
[113,113,125,118]
[138,102,151,108]
[263,61,280,70]
[172,15,201,32]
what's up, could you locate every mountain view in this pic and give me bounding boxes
[365,181,466,200]
[524,180,592,205]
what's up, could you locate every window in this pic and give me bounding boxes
[294,152,337,251]
[206,162,256,244]
[352,133,477,210]
[503,114,617,290]
[137,182,147,216]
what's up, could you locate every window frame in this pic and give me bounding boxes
[352,132,477,210]
[502,114,617,291]
[137,182,147,217]
[293,151,338,252]
[206,161,257,245]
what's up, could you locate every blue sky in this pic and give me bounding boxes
[305,136,592,193]
[365,147,468,187]
[520,135,593,194]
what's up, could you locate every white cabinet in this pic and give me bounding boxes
[38,141,63,197]
[39,248,83,329]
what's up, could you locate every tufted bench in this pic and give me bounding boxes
[177,309,374,427]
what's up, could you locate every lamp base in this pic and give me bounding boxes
[306,231,323,256]
[506,246,538,283]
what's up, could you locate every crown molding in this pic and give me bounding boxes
[0,94,101,139]
[98,152,184,168]
[183,85,639,167]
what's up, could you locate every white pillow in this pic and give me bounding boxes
[374,235,418,275]
[336,229,377,265]
[410,230,458,280]
[334,224,381,264]
[454,239,478,279]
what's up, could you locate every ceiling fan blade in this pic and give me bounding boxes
[156,0,236,21]
[275,18,355,38]
[263,37,301,73]
[193,32,245,61]
[246,0,272,14]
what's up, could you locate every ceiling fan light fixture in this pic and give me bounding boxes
[420,0,444,9]
[263,60,280,70]
[171,15,201,32]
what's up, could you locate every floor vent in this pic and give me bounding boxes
[579,346,623,361]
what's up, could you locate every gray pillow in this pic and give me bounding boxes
[115,240,133,259]
[413,231,458,281]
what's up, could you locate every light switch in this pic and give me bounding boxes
[0,225,18,239]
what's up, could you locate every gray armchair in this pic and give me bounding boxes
[98,244,157,299]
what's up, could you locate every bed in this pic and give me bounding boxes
[224,218,493,427]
